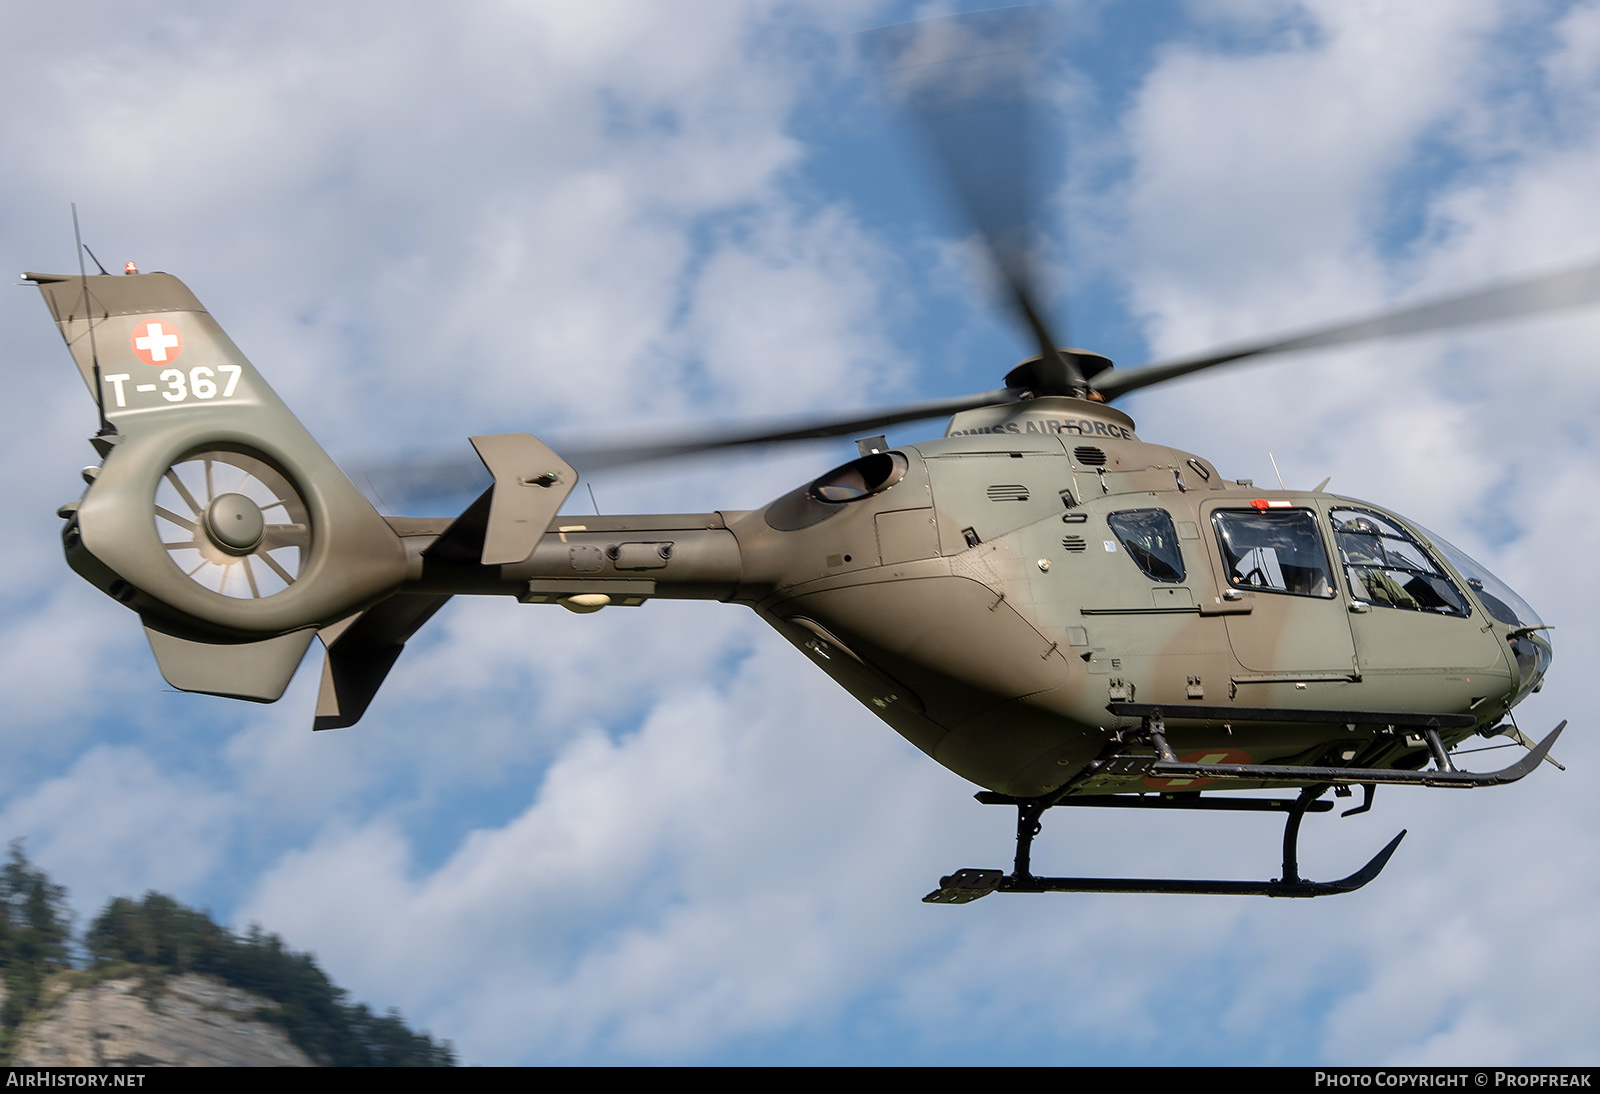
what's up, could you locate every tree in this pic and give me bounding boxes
[3,849,454,1066]
[0,842,74,1051]
[84,892,454,1065]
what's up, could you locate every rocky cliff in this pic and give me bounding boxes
[10,972,314,1067]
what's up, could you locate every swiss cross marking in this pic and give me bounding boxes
[131,320,183,366]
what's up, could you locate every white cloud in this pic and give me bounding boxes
[0,747,234,916]
[685,204,906,412]
[236,634,963,1062]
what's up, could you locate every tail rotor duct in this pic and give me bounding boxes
[154,450,310,600]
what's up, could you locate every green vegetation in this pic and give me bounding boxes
[0,843,454,1066]
[0,843,73,1060]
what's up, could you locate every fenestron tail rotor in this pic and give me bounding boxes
[154,450,310,600]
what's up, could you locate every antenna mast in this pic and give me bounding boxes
[71,204,113,437]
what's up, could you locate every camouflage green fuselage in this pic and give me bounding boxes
[712,400,1540,798]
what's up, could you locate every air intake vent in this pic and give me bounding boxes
[1061,535,1087,553]
[1073,446,1108,466]
[986,484,1030,502]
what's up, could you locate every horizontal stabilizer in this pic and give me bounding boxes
[471,434,577,565]
[420,434,576,567]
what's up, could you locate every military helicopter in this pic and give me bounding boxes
[28,10,1586,901]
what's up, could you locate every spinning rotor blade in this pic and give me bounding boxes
[1094,259,1600,401]
[561,389,1017,470]
[865,8,1082,394]
[360,389,1016,508]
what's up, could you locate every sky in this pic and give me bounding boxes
[2,0,1598,1067]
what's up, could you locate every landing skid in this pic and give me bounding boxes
[924,707,1567,903]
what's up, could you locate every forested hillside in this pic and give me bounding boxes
[0,843,454,1066]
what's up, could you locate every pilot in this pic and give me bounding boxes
[1336,517,1418,609]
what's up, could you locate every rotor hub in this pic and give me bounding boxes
[1005,350,1115,397]
[203,492,266,555]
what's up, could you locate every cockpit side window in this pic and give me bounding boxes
[1330,508,1468,617]
[1212,509,1334,598]
[1108,509,1185,583]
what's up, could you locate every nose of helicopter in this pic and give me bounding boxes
[1414,525,1552,697]
[1505,628,1553,699]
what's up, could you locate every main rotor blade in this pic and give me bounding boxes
[1094,260,1600,401]
[865,7,1082,393]
[563,390,1017,470]
[358,389,1016,508]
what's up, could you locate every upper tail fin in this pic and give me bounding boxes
[30,269,408,701]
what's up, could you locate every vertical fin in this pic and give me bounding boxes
[314,595,452,730]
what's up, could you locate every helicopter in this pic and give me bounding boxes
[26,10,1585,902]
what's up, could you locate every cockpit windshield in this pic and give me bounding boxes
[1411,524,1544,629]
[1330,508,1468,616]
[1411,522,1551,693]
